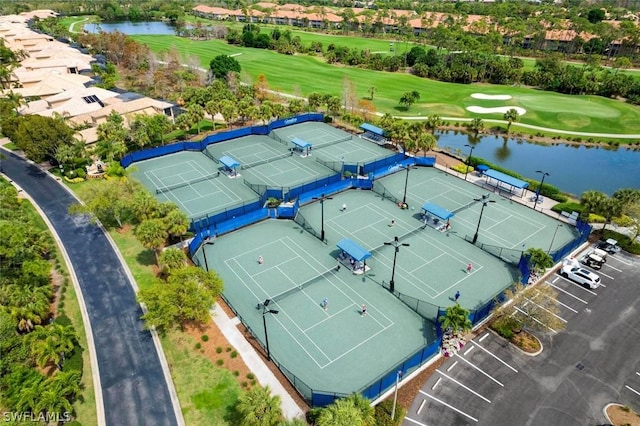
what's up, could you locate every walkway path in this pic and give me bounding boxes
[211,305,305,419]
[0,147,183,426]
[68,17,89,34]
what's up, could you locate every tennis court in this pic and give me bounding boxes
[271,122,354,148]
[377,167,579,253]
[313,137,391,164]
[203,135,292,168]
[299,190,519,310]
[194,220,433,395]
[127,152,259,219]
[241,155,335,188]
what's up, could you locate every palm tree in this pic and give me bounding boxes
[4,284,51,332]
[580,190,607,220]
[135,219,168,264]
[525,248,554,274]
[345,393,375,426]
[438,303,472,334]
[236,385,283,426]
[416,133,437,157]
[503,108,519,133]
[599,197,622,232]
[425,114,442,134]
[29,323,77,370]
[368,86,377,100]
[469,117,484,135]
[317,397,366,426]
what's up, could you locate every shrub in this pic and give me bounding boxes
[225,347,232,352]
[246,373,255,380]
[375,399,407,426]
[74,168,87,179]
[490,315,521,340]
[241,381,248,387]
[195,343,202,350]
[587,213,606,223]
[53,315,72,327]
[233,370,240,377]
[230,351,238,358]
[201,335,209,342]
[216,346,223,353]
[551,202,583,215]
[65,344,84,373]
[216,359,224,366]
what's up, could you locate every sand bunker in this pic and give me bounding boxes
[471,93,513,100]
[466,106,526,115]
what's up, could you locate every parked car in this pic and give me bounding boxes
[560,265,601,289]
[597,238,621,254]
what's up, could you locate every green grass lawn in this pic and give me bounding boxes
[132,34,640,135]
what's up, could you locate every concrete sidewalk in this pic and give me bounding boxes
[210,304,305,420]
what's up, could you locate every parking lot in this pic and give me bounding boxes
[405,246,640,426]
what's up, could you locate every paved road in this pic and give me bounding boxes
[405,246,640,425]
[2,150,180,426]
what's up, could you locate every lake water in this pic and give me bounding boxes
[437,132,640,196]
[85,21,176,35]
[87,21,640,196]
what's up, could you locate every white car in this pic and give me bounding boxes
[560,265,601,289]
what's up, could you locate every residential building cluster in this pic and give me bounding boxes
[1,10,175,144]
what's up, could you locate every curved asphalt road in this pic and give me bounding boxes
[2,150,179,426]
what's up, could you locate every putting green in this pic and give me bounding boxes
[517,94,621,118]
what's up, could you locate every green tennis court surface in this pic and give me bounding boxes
[195,220,433,395]
[128,151,259,219]
[203,135,291,167]
[314,137,390,164]
[270,121,354,147]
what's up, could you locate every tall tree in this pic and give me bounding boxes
[503,108,519,133]
[209,55,241,81]
[399,90,420,111]
[135,218,168,263]
[12,115,75,162]
[525,248,554,273]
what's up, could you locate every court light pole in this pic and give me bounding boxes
[401,164,417,208]
[391,370,403,420]
[547,224,563,254]
[312,193,332,242]
[384,236,410,293]
[464,144,475,181]
[472,194,495,245]
[201,239,215,272]
[533,170,550,211]
[261,299,279,361]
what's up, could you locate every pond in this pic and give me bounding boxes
[436,131,640,196]
[84,21,176,35]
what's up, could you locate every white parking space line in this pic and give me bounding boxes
[525,297,567,323]
[479,332,489,342]
[455,353,504,387]
[596,270,615,280]
[603,263,622,272]
[565,279,599,295]
[464,346,475,356]
[405,416,429,426]
[552,276,560,283]
[515,306,557,333]
[432,377,442,390]
[471,341,518,373]
[636,372,640,377]
[436,370,491,403]
[609,256,632,266]
[419,390,479,422]
[625,385,640,397]
[547,281,589,304]
[447,361,458,372]
[417,399,426,414]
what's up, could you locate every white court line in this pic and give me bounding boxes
[303,304,353,332]
[524,296,567,323]
[625,385,640,397]
[479,332,489,342]
[405,416,429,426]
[471,341,518,373]
[417,399,427,414]
[546,281,589,304]
[432,377,442,390]
[454,353,504,387]
[447,361,458,372]
[436,370,491,403]
[419,391,479,422]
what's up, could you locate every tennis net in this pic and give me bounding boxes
[241,152,291,170]
[371,181,401,206]
[155,173,218,193]
[272,267,338,303]
[370,222,426,254]
[202,149,219,163]
[314,135,352,149]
